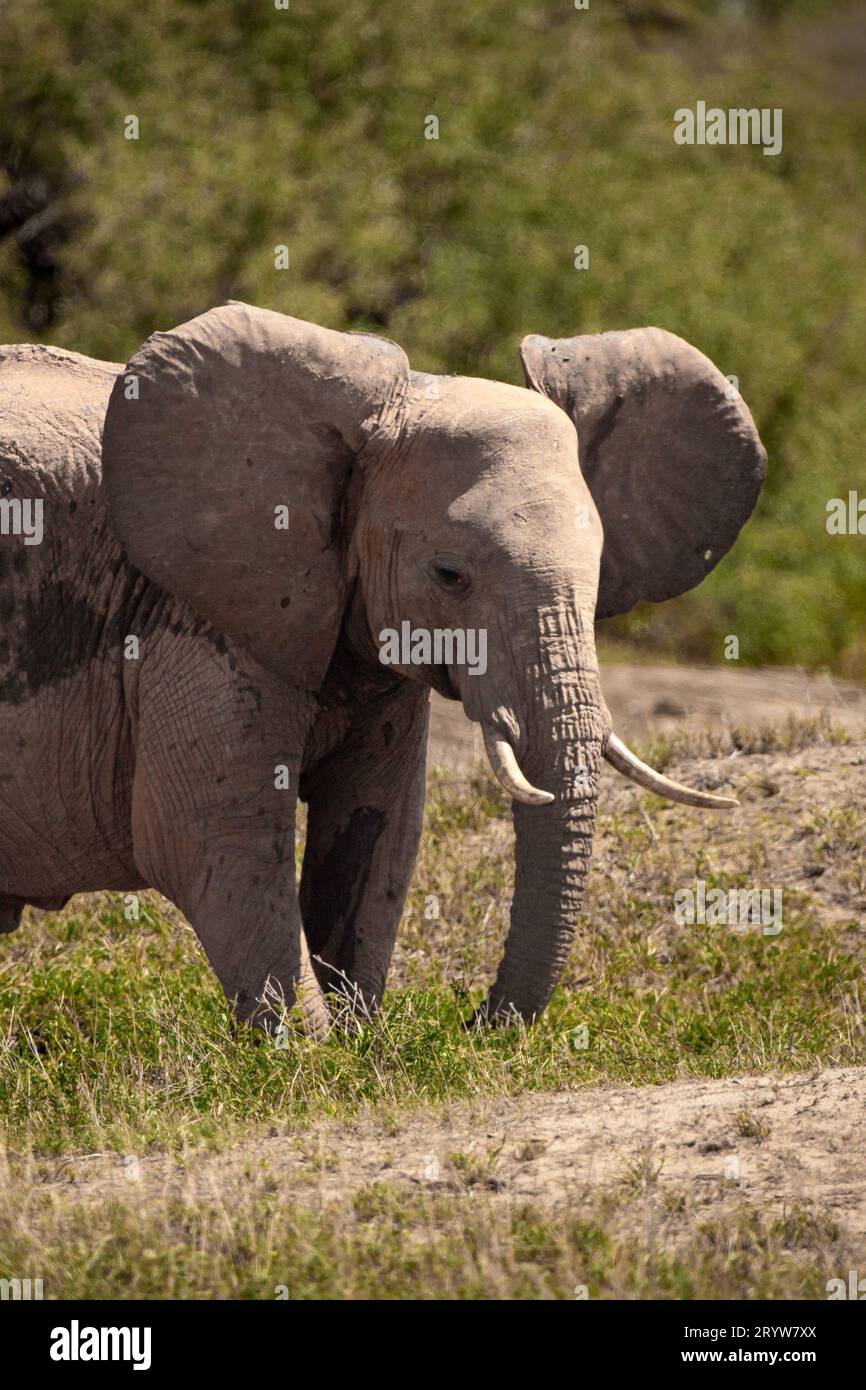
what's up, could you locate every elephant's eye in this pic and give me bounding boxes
[427,555,472,594]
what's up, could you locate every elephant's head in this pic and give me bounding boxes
[102,304,765,1024]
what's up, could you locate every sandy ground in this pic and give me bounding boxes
[36,1068,866,1248]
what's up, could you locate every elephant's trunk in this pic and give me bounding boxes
[482,720,603,1023]
[470,592,607,1024]
[473,588,738,1025]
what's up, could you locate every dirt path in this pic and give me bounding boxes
[38,1067,866,1246]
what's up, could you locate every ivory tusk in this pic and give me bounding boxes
[603,732,739,809]
[482,726,555,806]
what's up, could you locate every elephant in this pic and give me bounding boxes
[0,303,765,1029]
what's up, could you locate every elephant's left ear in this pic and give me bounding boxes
[102,303,410,690]
[519,328,767,619]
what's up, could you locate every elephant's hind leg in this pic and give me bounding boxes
[0,892,72,932]
[0,896,23,933]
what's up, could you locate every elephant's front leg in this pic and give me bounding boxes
[299,680,429,1013]
[131,633,329,1034]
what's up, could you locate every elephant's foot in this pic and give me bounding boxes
[234,965,332,1042]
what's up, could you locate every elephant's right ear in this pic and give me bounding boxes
[519,327,766,620]
[102,303,409,688]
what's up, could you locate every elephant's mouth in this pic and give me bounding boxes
[480,723,740,811]
[429,661,737,809]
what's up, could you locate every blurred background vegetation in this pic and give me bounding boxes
[1,0,864,673]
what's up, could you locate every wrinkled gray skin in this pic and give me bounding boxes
[0,305,766,1029]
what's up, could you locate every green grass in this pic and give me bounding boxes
[3,934,858,1160]
[0,1185,845,1300]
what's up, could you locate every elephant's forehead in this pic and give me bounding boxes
[446,472,595,546]
[408,373,576,459]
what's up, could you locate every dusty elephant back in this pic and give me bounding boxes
[0,343,121,502]
[0,342,126,690]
